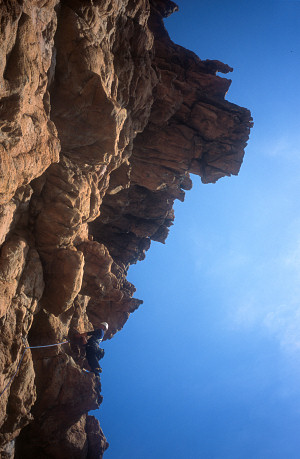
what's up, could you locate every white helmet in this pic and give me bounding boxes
[100,322,108,331]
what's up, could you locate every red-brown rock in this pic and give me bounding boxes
[0,0,252,457]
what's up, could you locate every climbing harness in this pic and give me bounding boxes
[0,339,69,399]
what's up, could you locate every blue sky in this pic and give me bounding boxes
[95,2,300,458]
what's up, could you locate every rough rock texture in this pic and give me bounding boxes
[0,0,252,457]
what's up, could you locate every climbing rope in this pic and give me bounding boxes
[23,340,70,349]
[0,339,69,399]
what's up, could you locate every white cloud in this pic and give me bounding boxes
[283,235,300,276]
[226,241,300,356]
[262,134,300,161]
[190,214,300,357]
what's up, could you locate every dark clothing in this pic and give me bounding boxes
[86,347,101,373]
[85,329,105,374]
[87,329,104,341]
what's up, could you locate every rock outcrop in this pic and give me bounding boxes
[0,0,252,457]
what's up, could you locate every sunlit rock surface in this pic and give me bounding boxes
[0,0,252,457]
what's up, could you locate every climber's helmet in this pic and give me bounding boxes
[100,322,109,331]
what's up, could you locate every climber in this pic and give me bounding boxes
[85,322,108,375]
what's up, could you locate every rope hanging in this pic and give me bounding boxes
[0,339,69,399]
[24,340,69,349]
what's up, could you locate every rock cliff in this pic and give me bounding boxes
[0,0,252,457]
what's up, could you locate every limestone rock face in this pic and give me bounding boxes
[0,0,252,457]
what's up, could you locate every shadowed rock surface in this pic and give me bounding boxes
[0,0,252,457]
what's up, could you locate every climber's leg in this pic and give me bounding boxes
[86,347,101,374]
